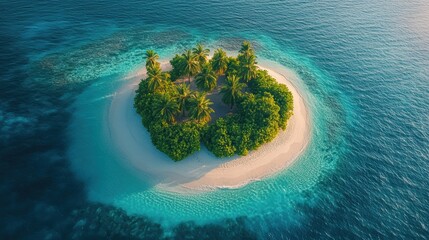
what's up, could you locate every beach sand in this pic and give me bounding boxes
[107,61,311,193]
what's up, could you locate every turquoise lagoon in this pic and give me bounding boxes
[1,0,428,238]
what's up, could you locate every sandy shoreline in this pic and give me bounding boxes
[107,61,311,193]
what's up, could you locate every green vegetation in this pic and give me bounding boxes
[188,92,214,124]
[144,50,160,69]
[182,50,200,84]
[195,64,217,92]
[211,49,228,75]
[192,43,210,67]
[220,74,245,109]
[134,41,293,161]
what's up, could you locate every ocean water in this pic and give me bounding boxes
[1,0,429,239]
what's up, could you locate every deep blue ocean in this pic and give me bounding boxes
[1,0,429,239]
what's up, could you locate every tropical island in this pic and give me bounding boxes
[134,42,294,161]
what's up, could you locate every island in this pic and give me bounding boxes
[106,41,310,191]
[134,41,294,161]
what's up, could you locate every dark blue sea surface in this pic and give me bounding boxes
[1,0,428,239]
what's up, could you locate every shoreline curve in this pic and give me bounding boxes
[107,60,311,193]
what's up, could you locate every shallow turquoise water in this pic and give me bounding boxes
[68,51,340,227]
[1,0,428,239]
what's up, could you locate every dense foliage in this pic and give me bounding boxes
[249,70,294,129]
[169,54,185,81]
[134,41,293,160]
[134,70,204,161]
[150,122,201,161]
[203,92,282,157]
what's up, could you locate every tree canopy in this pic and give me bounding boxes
[188,92,214,124]
[134,42,293,160]
[153,94,180,124]
[193,43,210,67]
[146,65,166,93]
[169,54,186,81]
[181,49,200,84]
[220,74,245,109]
[195,64,217,92]
[145,50,160,69]
[238,54,257,82]
[175,83,192,116]
[239,41,254,57]
[211,48,228,75]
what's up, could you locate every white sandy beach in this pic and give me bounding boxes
[107,61,311,193]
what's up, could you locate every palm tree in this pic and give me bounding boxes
[211,48,228,75]
[239,54,257,83]
[145,50,160,69]
[195,64,217,92]
[220,74,245,109]
[226,57,240,77]
[175,83,192,116]
[146,65,165,92]
[181,50,200,84]
[192,44,210,67]
[188,92,214,123]
[238,41,254,58]
[153,95,180,124]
